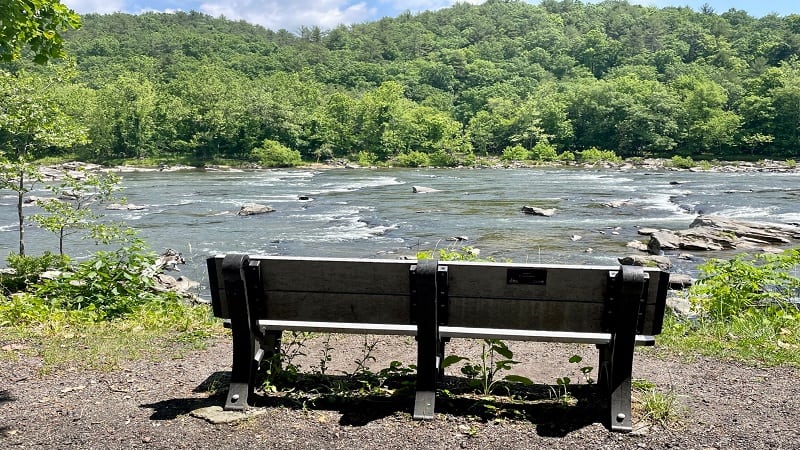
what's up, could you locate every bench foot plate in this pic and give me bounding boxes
[225,382,250,411]
[413,391,436,420]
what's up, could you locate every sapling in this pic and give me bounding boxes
[443,339,532,396]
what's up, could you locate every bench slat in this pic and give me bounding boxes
[442,261,667,335]
[223,320,655,346]
[260,257,413,294]
[262,292,412,324]
[256,319,418,336]
[445,262,612,301]
[440,325,655,346]
[447,297,607,332]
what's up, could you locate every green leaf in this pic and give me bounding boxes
[503,374,534,385]
[493,344,513,360]
[569,354,583,364]
[442,355,469,368]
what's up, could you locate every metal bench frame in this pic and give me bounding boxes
[207,254,668,432]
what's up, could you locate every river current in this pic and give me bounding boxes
[2,167,798,284]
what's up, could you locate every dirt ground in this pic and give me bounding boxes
[2,333,799,450]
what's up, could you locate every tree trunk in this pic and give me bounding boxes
[16,170,25,256]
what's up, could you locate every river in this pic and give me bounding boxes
[2,166,799,285]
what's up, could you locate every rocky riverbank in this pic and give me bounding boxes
[35,157,800,176]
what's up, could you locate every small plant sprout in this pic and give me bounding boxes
[553,376,573,404]
[569,354,595,384]
[443,339,532,396]
[351,335,380,378]
[314,333,334,376]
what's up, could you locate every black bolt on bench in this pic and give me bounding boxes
[207,254,669,432]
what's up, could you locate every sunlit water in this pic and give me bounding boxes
[2,167,798,285]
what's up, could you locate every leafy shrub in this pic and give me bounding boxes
[578,147,621,163]
[690,249,800,320]
[661,248,800,366]
[429,149,458,167]
[670,155,695,169]
[1,252,71,294]
[501,144,529,161]
[461,153,477,166]
[557,150,576,162]
[33,239,178,320]
[394,150,430,167]
[355,150,378,166]
[250,139,302,167]
[529,142,558,162]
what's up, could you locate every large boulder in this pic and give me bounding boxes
[690,216,800,243]
[645,216,800,254]
[237,204,275,216]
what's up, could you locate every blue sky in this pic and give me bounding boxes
[62,1,798,33]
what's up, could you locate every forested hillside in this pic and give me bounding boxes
[4,0,800,166]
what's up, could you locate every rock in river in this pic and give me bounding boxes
[412,186,440,194]
[521,206,556,217]
[237,204,275,216]
[645,215,800,254]
[618,255,672,270]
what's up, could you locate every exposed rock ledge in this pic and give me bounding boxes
[639,216,800,254]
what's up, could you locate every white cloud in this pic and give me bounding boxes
[199,1,376,31]
[62,0,126,14]
[376,0,485,15]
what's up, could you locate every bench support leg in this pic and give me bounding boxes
[605,265,645,432]
[222,254,260,411]
[411,260,439,420]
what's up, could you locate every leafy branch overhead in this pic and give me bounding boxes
[0,0,82,63]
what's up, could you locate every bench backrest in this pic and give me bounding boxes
[207,256,668,336]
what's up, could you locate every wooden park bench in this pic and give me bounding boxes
[207,254,669,432]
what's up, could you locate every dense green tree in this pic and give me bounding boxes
[0,0,81,63]
[768,63,800,156]
[3,1,799,164]
[94,72,158,159]
[314,92,359,158]
[0,70,88,254]
[672,74,742,153]
[166,63,249,158]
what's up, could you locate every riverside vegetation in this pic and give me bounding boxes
[3,1,800,172]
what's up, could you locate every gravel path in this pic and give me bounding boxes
[2,334,799,449]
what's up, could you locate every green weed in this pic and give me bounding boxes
[443,339,533,396]
[634,381,681,427]
[661,248,800,366]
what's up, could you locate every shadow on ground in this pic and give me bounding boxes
[141,371,229,420]
[142,372,604,436]
[0,389,13,404]
[1,390,15,438]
